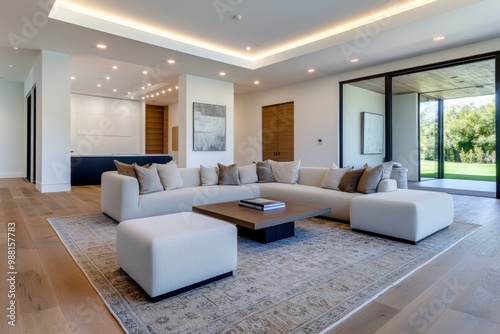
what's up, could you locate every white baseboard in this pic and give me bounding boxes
[0,173,25,178]
[36,182,71,193]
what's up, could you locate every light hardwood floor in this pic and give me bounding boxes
[0,178,499,334]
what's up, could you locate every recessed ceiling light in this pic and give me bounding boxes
[141,86,145,90]
[433,36,445,41]
[308,69,315,73]
[162,90,165,94]
[106,76,110,80]
[219,72,226,76]
[9,64,13,68]
[350,58,359,63]
[143,71,148,75]
[71,76,76,80]
[112,65,118,70]
[97,84,101,87]
[156,92,160,96]
[113,89,117,92]
[254,81,260,85]
[147,83,151,87]
[167,59,175,64]
[142,97,145,100]
[168,88,172,92]
[96,44,107,49]
[246,46,252,51]
[175,86,178,90]
[131,97,134,99]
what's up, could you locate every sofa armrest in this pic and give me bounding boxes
[376,179,397,192]
[101,171,141,222]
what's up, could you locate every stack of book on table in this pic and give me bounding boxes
[239,198,286,211]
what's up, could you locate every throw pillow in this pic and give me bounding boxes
[114,160,137,177]
[217,163,241,185]
[155,161,183,190]
[133,164,163,194]
[320,167,350,190]
[338,168,365,193]
[357,164,383,194]
[256,161,276,183]
[238,163,258,184]
[200,165,218,186]
[270,159,301,184]
[382,161,393,179]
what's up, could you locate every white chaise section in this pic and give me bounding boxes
[350,189,454,243]
[116,212,237,300]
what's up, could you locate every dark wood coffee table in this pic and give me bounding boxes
[192,199,330,243]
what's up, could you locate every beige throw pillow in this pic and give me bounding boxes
[133,164,163,194]
[155,161,183,190]
[200,165,218,186]
[217,163,241,185]
[239,163,258,184]
[270,159,301,184]
[320,167,350,190]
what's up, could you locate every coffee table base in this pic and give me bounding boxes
[237,221,295,243]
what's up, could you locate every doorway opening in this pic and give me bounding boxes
[26,86,36,184]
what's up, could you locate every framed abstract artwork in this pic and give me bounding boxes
[193,102,226,151]
[361,112,383,154]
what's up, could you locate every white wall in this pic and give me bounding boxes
[0,81,24,178]
[70,94,144,155]
[178,75,234,167]
[393,93,419,181]
[235,76,338,167]
[234,38,500,169]
[342,84,385,168]
[24,51,72,192]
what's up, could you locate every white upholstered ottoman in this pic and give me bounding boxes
[116,212,237,301]
[350,189,454,243]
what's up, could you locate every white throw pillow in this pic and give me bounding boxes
[238,164,258,184]
[270,160,301,184]
[155,161,183,190]
[321,167,350,190]
[200,165,218,186]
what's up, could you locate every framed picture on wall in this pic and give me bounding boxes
[361,112,383,154]
[193,102,226,151]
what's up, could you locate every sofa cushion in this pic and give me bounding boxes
[338,168,365,193]
[134,164,163,194]
[270,159,301,184]
[200,165,218,186]
[256,161,276,183]
[114,160,144,178]
[321,167,350,190]
[357,164,383,194]
[155,161,183,190]
[217,163,241,185]
[239,163,258,184]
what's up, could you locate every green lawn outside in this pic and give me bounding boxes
[421,160,496,181]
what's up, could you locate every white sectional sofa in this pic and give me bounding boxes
[102,163,396,222]
[101,162,453,243]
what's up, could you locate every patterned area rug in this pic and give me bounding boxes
[48,214,480,334]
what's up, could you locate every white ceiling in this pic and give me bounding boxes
[1,0,499,106]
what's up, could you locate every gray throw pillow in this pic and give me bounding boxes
[217,163,241,185]
[256,161,276,183]
[357,164,383,194]
[133,164,163,194]
[338,168,365,193]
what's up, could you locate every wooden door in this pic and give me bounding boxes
[262,102,294,161]
[146,105,168,154]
